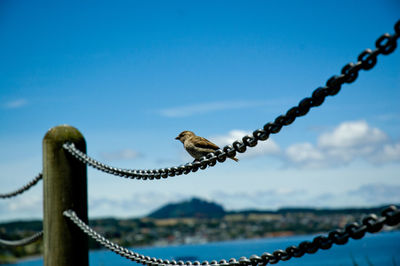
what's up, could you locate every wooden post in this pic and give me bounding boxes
[43,125,88,266]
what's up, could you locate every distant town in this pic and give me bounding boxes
[1,198,399,264]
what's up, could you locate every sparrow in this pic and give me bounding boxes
[175,130,239,162]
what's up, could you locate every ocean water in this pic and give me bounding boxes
[10,231,400,266]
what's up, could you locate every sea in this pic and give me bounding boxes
[9,230,400,266]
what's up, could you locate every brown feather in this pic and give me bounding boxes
[192,136,220,150]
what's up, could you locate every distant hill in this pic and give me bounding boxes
[147,197,398,219]
[148,198,225,219]
[227,204,399,216]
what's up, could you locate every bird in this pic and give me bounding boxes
[175,130,239,162]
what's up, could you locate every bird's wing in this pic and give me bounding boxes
[193,136,220,150]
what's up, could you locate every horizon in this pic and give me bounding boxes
[1,1,400,222]
[1,196,397,223]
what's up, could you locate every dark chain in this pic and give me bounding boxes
[64,205,400,265]
[63,20,400,180]
[0,173,43,199]
[0,231,43,247]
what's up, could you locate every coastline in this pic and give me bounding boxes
[8,231,400,266]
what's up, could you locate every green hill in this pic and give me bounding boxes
[148,198,225,219]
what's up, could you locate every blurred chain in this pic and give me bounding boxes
[0,231,43,247]
[64,205,400,265]
[0,173,43,199]
[64,20,400,180]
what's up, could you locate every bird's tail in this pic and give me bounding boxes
[230,157,239,162]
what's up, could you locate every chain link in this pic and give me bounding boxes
[64,205,399,265]
[63,20,399,180]
[0,231,43,247]
[0,173,43,199]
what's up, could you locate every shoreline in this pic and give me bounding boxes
[9,229,400,264]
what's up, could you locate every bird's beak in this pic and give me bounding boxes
[175,136,179,140]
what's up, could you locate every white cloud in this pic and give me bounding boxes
[210,189,308,210]
[89,192,189,218]
[284,120,400,168]
[211,130,280,158]
[3,99,28,109]
[158,100,269,118]
[100,149,142,161]
[345,183,400,205]
[318,120,388,149]
[211,183,400,211]
[368,142,400,164]
[0,195,42,221]
[3,182,392,220]
[285,142,325,167]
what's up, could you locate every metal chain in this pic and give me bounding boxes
[64,20,400,180]
[0,231,43,247]
[64,205,400,265]
[0,175,43,246]
[0,173,43,199]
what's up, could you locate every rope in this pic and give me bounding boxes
[0,231,43,247]
[63,205,400,265]
[63,20,400,180]
[0,173,43,199]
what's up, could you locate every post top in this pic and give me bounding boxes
[43,124,85,144]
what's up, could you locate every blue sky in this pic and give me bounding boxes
[0,0,399,221]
